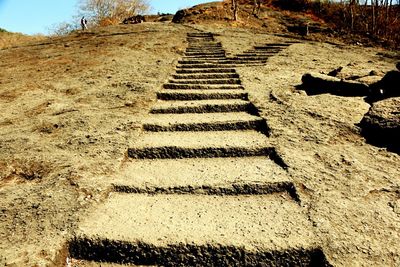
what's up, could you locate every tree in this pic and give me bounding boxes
[252,0,262,17]
[79,0,150,25]
[49,22,79,36]
[231,0,239,21]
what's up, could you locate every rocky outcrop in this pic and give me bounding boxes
[172,2,229,24]
[366,65,400,102]
[359,97,400,154]
[172,10,186,23]
[122,15,145,24]
[300,72,370,96]
[300,62,400,103]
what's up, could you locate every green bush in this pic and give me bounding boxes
[0,27,8,33]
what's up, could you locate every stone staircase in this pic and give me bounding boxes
[69,32,331,266]
[233,41,300,65]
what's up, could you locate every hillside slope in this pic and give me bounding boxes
[0,30,45,49]
[172,0,398,48]
[0,20,399,266]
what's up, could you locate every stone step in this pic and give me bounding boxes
[184,54,226,58]
[233,56,270,60]
[243,50,280,53]
[163,83,244,90]
[187,35,214,38]
[187,44,222,48]
[68,260,128,267]
[176,64,237,69]
[150,99,253,114]
[184,52,226,55]
[256,43,291,47]
[157,89,247,101]
[188,39,215,42]
[236,53,273,57]
[240,53,277,57]
[112,156,292,195]
[187,33,214,37]
[172,73,239,79]
[186,46,223,49]
[178,59,231,64]
[178,60,267,65]
[232,61,268,65]
[70,193,330,266]
[188,42,221,45]
[168,78,241,85]
[254,47,286,51]
[187,46,223,49]
[185,49,224,53]
[186,47,223,50]
[184,52,225,56]
[184,56,226,60]
[183,56,227,60]
[228,59,268,64]
[127,130,272,159]
[175,68,237,74]
[188,36,214,38]
[142,112,266,132]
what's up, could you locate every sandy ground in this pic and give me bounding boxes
[0,22,187,266]
[0,21,399,266]
[212,26,400,266]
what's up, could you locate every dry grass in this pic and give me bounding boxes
[0,32,46,49]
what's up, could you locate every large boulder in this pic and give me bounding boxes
[172,10,186,23]
[301,72,370,96]
[359,97,400,154]
[367,66,400,102]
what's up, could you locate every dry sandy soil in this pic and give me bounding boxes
[0,22,187,266]
[0,21,399,266]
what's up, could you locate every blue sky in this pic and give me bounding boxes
[0,0,216,35]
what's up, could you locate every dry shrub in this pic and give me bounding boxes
[99,17,120,26]
[0,159,53,185]
[308,1,400,48]
[80,0,150,25]
[33,121,61,134]
[49,22,78,36]
[265,0,399,47]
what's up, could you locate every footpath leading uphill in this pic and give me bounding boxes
[69,32,331,266]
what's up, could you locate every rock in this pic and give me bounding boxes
[123,15,145,24]
[327,66,343,77]
[359,97,400,154]
[369,70,378,76]
[300,72,370,96]
[367,69,400,102]
[172,10,186,23]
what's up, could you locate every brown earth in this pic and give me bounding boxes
[0,16,399,267]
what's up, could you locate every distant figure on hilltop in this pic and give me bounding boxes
[81,16,88,31]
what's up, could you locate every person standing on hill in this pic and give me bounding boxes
[81,16,88,31]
